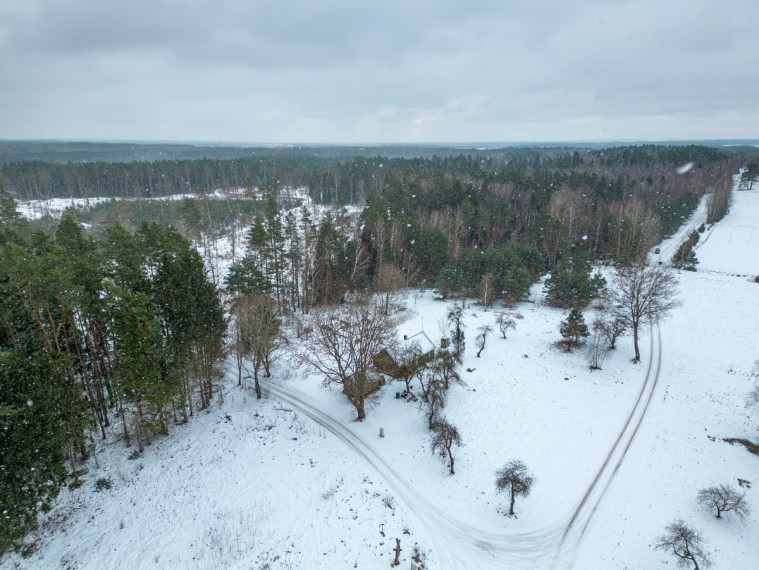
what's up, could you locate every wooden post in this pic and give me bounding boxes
[379,427,385,438]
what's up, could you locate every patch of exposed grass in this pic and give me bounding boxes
[724,438,759,456]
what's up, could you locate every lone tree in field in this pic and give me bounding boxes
[475,324,493,358]
[609,264,679,362]
[430,418,462,475]
[495,460,534,516]
[496,313,516,339]
[697,484,750,520]
[654,520,711,569]
[299,296,395,421]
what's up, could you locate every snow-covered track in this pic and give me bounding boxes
[552,324,662,568]
[264,381,564,569]
[264,324,662,569]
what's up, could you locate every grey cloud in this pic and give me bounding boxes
[0,0,757,142]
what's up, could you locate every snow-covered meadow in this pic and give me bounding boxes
[2,184,758,569]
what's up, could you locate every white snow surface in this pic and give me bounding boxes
[3,185,759,569]
[13,187,311,220]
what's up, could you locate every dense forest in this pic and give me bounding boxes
[0,143,745,554]
[0,197,226,553]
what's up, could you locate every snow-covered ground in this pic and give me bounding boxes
[13,186,311,220]
[3,184,758,569]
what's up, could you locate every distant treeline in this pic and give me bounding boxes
[0,144,738,207]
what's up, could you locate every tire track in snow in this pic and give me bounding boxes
[264,380,564,569]
[551,324,662,569]
[264,325,661,569]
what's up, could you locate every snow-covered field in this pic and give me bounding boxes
[3,185,758,569]
[13,186,311,220]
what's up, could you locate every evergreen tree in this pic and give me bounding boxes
[447,306,466,362]
[545,249,605,308]
[225,255,271,296]
[0,350,69,554]
[559,308,590,352]
[107,285,169,449]
[313,213,349,305]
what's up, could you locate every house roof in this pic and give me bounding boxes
[403,331,436,355]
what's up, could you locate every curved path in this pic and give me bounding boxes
[263,325,663,569]
[551,324,662,568]
[265,381,562,568]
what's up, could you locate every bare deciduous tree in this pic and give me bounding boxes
[373,262,405,315]
[495,460,534,516]
[697,484,750,520]
[299,296,395,421]
[231,293,281,399]
[393,342,425,393]
[430,418,462,475]
[496,313,516,339]
[654,520,712,569]
[480,273,495,308]
[426,349,462,390]
[609,264,679,362]
[475,324,493,358]
[587,329,611,370]
[419,375,446,429]
[592,315,627,350]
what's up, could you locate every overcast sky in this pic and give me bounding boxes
[1,0,757,144]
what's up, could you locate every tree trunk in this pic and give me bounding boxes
[632,322,640,362]
[509,487,516,516]
[254,366,262,400]
[354,396,366,421]
[448,447,455,475]
[120,406,131,447]
[236,349,243,387]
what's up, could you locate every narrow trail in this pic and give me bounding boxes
[263,324,662,569]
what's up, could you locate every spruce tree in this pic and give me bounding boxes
[559,308,590,352]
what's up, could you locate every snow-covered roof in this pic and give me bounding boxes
[403,331,436,355]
